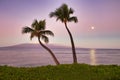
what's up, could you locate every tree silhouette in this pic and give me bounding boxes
[22,19,60,65]
[49,4,78,63]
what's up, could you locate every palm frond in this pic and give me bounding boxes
[49,8,64,22]
[49,12,56,18]
[22,27,34,34]
[40,35,49,43]
[30,32,35,40]
[40,30,54,37]
[38,20,46,30]
[68,16,78,23]
[69,8,74,14]
[62,4,69,18]
[31,19,39,29]
[32,19,46,30]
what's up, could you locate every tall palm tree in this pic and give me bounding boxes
[22,19,60,65]
[49,4,78,63]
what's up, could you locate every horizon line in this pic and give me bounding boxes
[0,43,120,50]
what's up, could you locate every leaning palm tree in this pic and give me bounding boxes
[22,19,60,65]
[49,4,78,63]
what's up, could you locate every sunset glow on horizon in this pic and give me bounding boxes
[0,0,120,49]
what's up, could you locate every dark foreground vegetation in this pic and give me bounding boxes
[0,64,120,80]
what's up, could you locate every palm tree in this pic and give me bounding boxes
[22,19,60,65]
[49,4,78,63]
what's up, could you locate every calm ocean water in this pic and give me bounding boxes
[0,47,120,67]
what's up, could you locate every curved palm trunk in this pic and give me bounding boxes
[38,37,60,65]
[64,22,77,63]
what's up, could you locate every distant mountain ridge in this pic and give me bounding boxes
[0,43,72,50]
[0,43,119,50]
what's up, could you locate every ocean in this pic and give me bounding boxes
[0,44,120,67]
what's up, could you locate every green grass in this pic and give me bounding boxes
[0,64,120,80]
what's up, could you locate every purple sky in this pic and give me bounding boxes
[0,0,120,48]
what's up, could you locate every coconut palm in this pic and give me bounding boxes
[22,19,60,65]
[49,4,78,63]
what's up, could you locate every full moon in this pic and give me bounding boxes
[91,26,95,30]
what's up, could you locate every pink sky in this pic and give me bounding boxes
[0,0,120,48]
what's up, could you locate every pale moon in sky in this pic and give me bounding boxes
[91,26,95,30]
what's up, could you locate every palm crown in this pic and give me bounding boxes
[49,4,78,23]
[22,19,54,43]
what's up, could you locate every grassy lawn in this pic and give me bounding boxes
[0,64,120,80]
